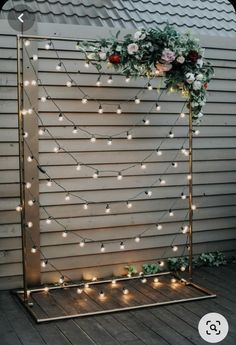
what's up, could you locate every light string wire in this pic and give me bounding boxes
[20,37,194,285]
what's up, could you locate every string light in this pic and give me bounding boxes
[126,132,132,140]
[41,260,48,268]
[27,221,33,228]
[141,162,147,170]
[126,201,132,209]
[45,41,52,50]
[93,171,99,179]
[181,225,189,234]
[38,128,45,136]
[62,230,68,238]
[56,62,62,71]
[123,287,129,295]
[28,199,35,206]
[125,75,130,83]
[24,39,30,46]
[147,82,153,90]
[28,108,33,115]
[32,54,38,61]
[47,179,52,187]
[98,105,103,114]
[27,156,33,162]
[77,288,83,294]
[40,96,47,102]
[120,241,125,250]
[31,80,37,86]
[23,80,30,86]
[16,205,22,212]
[96,76,101,86]
[72,126,78,134]
[100,243,105,252]
[59,276,64,284]
[111,279,117,285]
[159,260,165,267]
[105,204,111,213]
[117,172,123,180]
[193,129,200,136]
[169,131,174,138]
[156,148,162,156]
[66,80,72,87]
[84,60,90,68]
[171,278,177,283]
[107,75,113,84]
[76,163,81,171]
[79,240,85,247]
[65,193,71,201]
[21,109,28,115]
[25,182,31,189]
[172,162,178,168]
[116,105,122,114]
[135,236,140,243]
[169,209,174,216]
[187,174,192,180]
[141,277,147,283]
[90,135,96,143]
[134,96,140,104]
[31,245,37,253]
[191,204,197,210]
[107,137,112,146]
[172,245,178,252]
[143,118,150,125]
[156,103,161,111]
[153,277,159,283]
[81,97,88,104]
[58,113,64,121]
[159,178,166,185]
[180,266,186,272]
[99,290,105,298]
[180,112,185,118]
[83,202,89,210]
[145,190,152,197]
[53,146,60,153]
[181,192,187,200]
[181,148,189,156]
[156,223,162,230]
[46,217,52,224]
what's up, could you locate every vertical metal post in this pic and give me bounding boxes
[17,35,28,302]
[188,104,193,280]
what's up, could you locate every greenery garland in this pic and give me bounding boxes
[79,25,214,122]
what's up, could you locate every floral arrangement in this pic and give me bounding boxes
[79,25,214,122]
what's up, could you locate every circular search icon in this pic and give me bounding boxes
[198,312,229,343]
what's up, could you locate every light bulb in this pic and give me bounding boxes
[187,174,192,180]
[159,260,165,267]
[100,243,105,252]
[159,178,166,185]
[16,205,22,212]
[76,42,80,50]
[126,201,132,209]
[127,132,132,140]
[77,288,83,294]
[84,283,89,288]
[169,131,174,138]
[120,242,125,250]
[72,126,78,134]
[156,149,162,156]
[32,54,38,61]
[62,230,68,238]
[84,60,90,68]
[111,279,117,285]
[31,246,37,253]
[81,97,88,104]
[56,62,62,71]
[117,172,123,180]
[125,76,130,83]
[44,287,49,293]
[93,171,99,179]
[134,96,140,104]
[59,276,64,284]
[143,118,150,125]
[107,75,113,84]
[181,225,189,234]
[181,192,186,200]
[116,105,122,114]
[141,277,147,283]
[99,290,105,298]
[28,108,33,115]
[65,194,70,201]
[145,190,152,197]
[147,82,153,90]
[172,162,178,168]
[172,245,178,252]
[27,156,33,162]
[171,278,177,283]
[194,129,200,136]
[169,209,174,216]
[105,204,111,213]
[27,221,33,228]
[76,163,81,171]
[45,42,52,50]
[83,203,88,210]
[58,113,64,121]
[141,163,147,169]
[47,179,52,187]
[31,80,37,86]
[38,128,45,136]
[98,105,103,114]
[24,39,30,46]
[24,80,30,86]
[180,112,185,118]
[191,204,197,210]
[154,277,159,283]
[40,96,47,102]
[181,148,189,156]
[54,146,60,153]
[107,138,112,146]
[180,266,186,272]
[90,135,96,143]
[96,76,101,86]
[123,288,129,295]
[21,109,28,115]
[46,217,52,224]
[25,182,31,189]
[66,80,72,87]
[28,199,35,206]
[156,223,162,230]
[41,260,48,268]
[79,240,85,247]
[156,103,161,111]
[135,236,140,243]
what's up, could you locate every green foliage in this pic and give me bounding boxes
[168,256,189,271]
[142,263,162,275]
[125,265,137,276]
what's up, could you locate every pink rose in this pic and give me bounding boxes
[127,43,139,55]
[161,48,176,63]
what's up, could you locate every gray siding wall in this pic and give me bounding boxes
[0,22,236,289]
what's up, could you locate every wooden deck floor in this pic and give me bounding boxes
[0,265,236,345]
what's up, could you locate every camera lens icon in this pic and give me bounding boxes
[198,313,229,343]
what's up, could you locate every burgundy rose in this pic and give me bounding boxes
[187,50,200,63]
[204,82,208,89]
[109,53,121,64]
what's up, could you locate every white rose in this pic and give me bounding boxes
[185,72,195,84]
[197,59,203,68]
[193,80,202,90]
[134,31,146,40]
[177,56,185,64]
[127,43,139,55]
[99,52,107,60]
[196,73,204,81]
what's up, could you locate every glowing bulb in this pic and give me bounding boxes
[44,287,49,293]
[143,118,150,125]
[180,112,185,118]
[56,62,62,71]
[98,105,103,114]
[62,230,68,238]
[135,236,140,243]
[171,278,177,283]
[111,279,117,285]
[47,179,52,187]
[27,156,33,162]
[172,245,178,252]
[147,82,153,90]
[100,243,105,252]
[187,174,192,180]
[45,42,52,50]
[24,80,30,86]
[84,60,90,68]
[134,96,140,104]
[105,204,111,213]
[181,225,189,234]
[99,290,105,298]
[181,192,186,200]
[79,240,85,247]
[28,199,35,206]
[21,109,28,115]
[172,162,178,168]
[156,223,162,230]
[107,75,113,84]
[32,54,38,61]
[59,276,64,284]
[193,129,200,135]
[156,149,162,156]
[159,260,165,267]
[96,76,101,86]
[141,163,147,169]
[41,260,48,268]
[54,146,60,153]
[169,209,174,216]
[46,217,52,224]
[117,172,123,180]
[31,80,37,86]
[93,171,99,179]
[24,39,30,46]
[120,241,125,250]
[65,194,70,201]
[25,182,31,189]
[141,277,147,283]
[27,221,33,228]
[154,277,159,283]
[90,135,96,143]
[83,203,88,210]
[66,80,72,87]
[156,103,161,111]
[159,178,166,185]
[127,132,132,140]
[58,113,64,121]
[180,266,186,272]
[123,288,129,295]
[81,97,88,104]
[169,131,174,138]
[126,201,132,209]
[31,246,37,253]
[191,204,197,210]
[72,126,78,134]
[107,138,112,146]
[41,96,47,102]
[77,288,83,294]
[76,163,81,171]
[145,190,152,197]
[28,108,33,115]
[116,105,122,114]
[38,128,45,136]
[84,283,89,288]
[125,76,130,83]
[16,205,22,212]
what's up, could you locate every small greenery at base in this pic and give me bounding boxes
[142,263,163,275]
[195,252,227,267]
[167,256,189,271]
[125,265,137,276]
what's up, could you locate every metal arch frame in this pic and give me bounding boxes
[16,34,216,321]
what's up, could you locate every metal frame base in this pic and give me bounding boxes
[14,272,216,323]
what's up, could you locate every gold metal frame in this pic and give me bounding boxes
[16,34,216,321]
